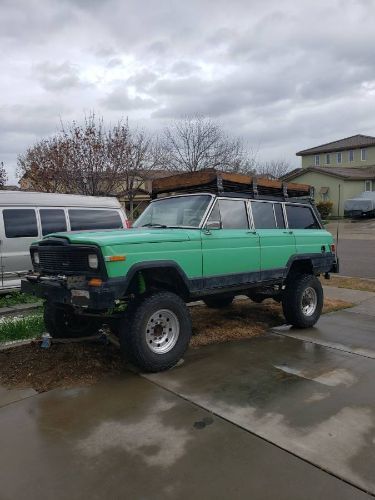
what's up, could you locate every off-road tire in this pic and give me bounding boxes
[44,302,100,338]
[282,274,323,328]
[119,291,192,372]
[203,294,235,308]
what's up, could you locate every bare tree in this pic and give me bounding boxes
[160,115,249,172]
[255,160,291,179]
[0,162,8,189]
[17,113,158,218]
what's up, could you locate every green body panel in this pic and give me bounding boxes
[256,230,295,270]
[44,225,334,281]
[201,229,260,276]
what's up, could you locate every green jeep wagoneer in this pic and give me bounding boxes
[22,171,338,372]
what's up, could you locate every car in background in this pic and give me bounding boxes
[344,191,375,218]
[0,191,128,290]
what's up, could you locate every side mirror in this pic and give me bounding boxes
[205,220,222,230]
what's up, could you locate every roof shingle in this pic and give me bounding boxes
[296,134,375,156]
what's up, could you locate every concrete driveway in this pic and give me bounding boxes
[1,301,374,499]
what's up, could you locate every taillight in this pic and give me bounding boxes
[330,243,336,253]
[124,219,132,229]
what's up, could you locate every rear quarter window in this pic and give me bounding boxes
[69,209,123,231]
[3,209,38,238]
[286,205,320,229]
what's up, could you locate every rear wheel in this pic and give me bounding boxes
[44,302,100,338]
[119,291,192,372]
[203,294,234,308]
[282,274,323,328]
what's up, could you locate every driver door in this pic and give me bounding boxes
[201,198,260,289]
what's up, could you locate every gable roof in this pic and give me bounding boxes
[296,134,375,156]
[282,166,375,182]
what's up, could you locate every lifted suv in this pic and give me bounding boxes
[22,171,338,372]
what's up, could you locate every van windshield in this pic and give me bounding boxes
[133,195,211,228]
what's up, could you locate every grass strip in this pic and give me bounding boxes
[322,275,375,293]
[0,312,44,343]
[0,292,40,308]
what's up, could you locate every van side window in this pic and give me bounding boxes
[251,202,276,229]
[69,209,122,231]
[218,200,249,229]
[286,205,320,229]
[40,209,67,236]
[3,209,38,238]
[274,203,286,229]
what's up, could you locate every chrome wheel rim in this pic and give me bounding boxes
[145,309,180,354]
[301,287,318,316]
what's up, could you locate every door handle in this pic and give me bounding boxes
[283,231,293,234]
[247,230,258,235]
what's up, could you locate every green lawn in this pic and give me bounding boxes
[0,311,45,343]
[0,292,40,309]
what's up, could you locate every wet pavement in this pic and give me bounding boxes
[1,306,375,499]
[1,374,369,500]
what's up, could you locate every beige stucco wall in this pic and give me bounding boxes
[287,171,367,216]
[301,145,375,168]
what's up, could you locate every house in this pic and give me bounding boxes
[283,135,375,216]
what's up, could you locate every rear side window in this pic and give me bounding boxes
[218,200,249,229]
[40,209,67,236]
[69,209,122,231]
[3,209,38,238]
[251,202,276,229]
[286,205,320,229]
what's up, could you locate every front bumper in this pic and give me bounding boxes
[21,275,126,310]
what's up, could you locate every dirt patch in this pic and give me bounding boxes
[190,297,352,347]
[321,275,375,293]
[0,341,125,393]
[0,297,351,393]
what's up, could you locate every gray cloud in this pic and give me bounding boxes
[1,0,375,183]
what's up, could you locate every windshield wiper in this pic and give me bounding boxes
[141,223,168,228]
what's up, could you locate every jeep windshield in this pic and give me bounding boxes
[133,195,212,228]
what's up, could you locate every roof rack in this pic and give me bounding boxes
[151,169,312,199]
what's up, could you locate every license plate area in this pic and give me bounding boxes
[71,289,90,307]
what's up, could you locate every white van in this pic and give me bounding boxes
[0,191,128,290]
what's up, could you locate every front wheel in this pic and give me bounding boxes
[119,291,192,372]
[282,274,323,328]
[44,303,100,338]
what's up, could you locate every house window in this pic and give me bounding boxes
[349,150,354,162]
[325,154,331,165]
[364,180,373,191]
[319,187,329,201]
[361,148,367,161]
[314,155,320,166]
[337,152,342,163]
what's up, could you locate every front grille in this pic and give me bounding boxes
[38,246,94,274]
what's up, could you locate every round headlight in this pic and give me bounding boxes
[33,251,40,264]
[88,254,99,269]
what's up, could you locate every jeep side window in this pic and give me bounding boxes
[274,203,286,229]
[218,200,249,229]
[286,205,320,229]
[251,201,276,229]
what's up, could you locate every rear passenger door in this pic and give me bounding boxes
[250,201,296,280]
[201,198,261,287]
[0,208,40,285]
[285,204,323,254]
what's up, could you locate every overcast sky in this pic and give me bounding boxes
[2,0,375,183]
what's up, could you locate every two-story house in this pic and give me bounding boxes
[282,134,375,216]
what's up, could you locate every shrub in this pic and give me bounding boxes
[316,201,334,219]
